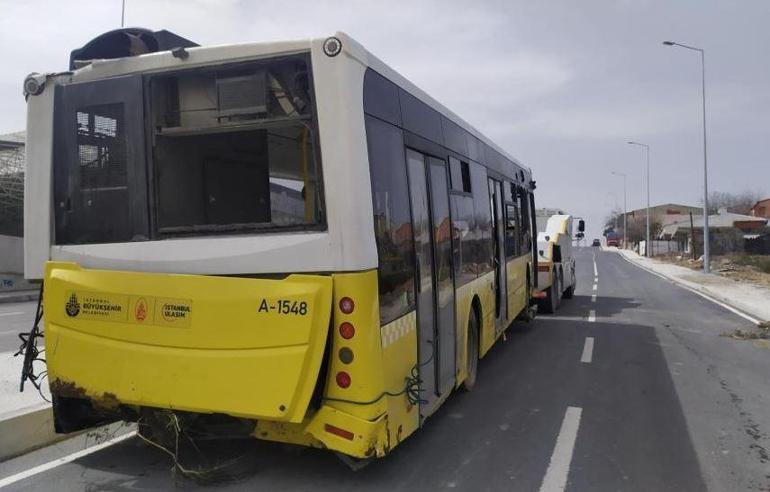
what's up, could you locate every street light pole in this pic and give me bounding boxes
[628,142,650,257]
[663,40,710,273]
[611,171,628,250]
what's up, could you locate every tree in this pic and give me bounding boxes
[702,190,763,215]
[604,207,623,233]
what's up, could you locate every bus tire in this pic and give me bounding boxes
[462,307,479,392]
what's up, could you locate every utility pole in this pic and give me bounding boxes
[663,40,710,273]
[628,141,650,257]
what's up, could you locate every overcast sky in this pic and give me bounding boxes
[1,0,769,239]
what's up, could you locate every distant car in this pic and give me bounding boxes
[592,239,601,247]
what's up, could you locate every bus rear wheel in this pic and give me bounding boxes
[462,308,479,392]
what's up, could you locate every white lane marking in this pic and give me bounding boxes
[539,406,583,492]
[581,337,594,363]
[593,261,598,277]
[588,310,596,322]
[592,284,597,291]
[616,254,761,325]
[591,295,597,303]
[594,277,598,283]
[0,431,136,488]
[0,311,25,317]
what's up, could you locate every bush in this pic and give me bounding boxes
[732,255,770,273]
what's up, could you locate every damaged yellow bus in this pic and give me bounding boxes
[21,29,538,460]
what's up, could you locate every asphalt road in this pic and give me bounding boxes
[0,301,36,354]
[1,248,768,491]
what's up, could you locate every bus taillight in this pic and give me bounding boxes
[339,297,355,314]
[339,322,355,339]
[335,371,351,388]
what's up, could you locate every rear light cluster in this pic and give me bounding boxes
[335,297,355,389]
[339,297,355,314]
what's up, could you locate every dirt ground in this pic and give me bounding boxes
[656,254,770,288]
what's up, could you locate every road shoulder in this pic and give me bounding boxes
[615,249,770,323]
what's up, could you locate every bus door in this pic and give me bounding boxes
[488,178,507,330]
[406,149,456,420]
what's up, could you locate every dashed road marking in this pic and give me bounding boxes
[0,431,137,488]
[592,284,597,291]
[581,337,594,363]
[539,406,583,492]
[591,295,597,303]
[593,256,598,277]
[0,311,24,317]
[588,310,596,322]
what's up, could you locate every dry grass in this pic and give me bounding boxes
[656,253,770,287]
[721,321,770,341]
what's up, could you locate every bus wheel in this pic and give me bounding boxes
[462,308,479,392]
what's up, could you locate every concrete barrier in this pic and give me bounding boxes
[0,404,80,462]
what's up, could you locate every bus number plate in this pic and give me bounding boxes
[258,299,308,315]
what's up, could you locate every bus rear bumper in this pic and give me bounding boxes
[255,405,390,458]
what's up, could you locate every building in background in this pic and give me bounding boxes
[0,131,25,285]
[624,203,702,227]
[660,208,768,255]
[749,198,770,219]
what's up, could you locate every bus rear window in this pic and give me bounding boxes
[154,125,319,233]
[151,57,323,235]
[52,54,323,245]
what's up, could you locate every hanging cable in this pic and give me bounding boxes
[15,283,49,402]
[323,339,435,407]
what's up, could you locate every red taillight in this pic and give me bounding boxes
[339,297,355,314]
[324,424,354,440]
[339,322,355,339]
[336,371,351,388]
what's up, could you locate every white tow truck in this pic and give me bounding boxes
[534,209,584,313]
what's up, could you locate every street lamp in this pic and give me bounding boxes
[627,141,650,257]
[663,40,710,273]
[611,171,628,250]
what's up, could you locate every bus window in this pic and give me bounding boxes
[470,162,492,274]
[365,115,416,324]
[505,202,520,258]
[518,186,532,254]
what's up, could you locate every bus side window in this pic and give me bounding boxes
[365,115,416,324]
[504,202,519,258]
[469,162,492,275]
[518,186,531,254]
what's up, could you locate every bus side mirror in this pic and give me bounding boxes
[578,219,585,232]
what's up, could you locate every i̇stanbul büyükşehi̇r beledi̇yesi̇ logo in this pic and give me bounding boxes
[65,292,80,317]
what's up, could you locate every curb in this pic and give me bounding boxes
[0,404,79,462]
[0,290,39,305]
[616,251,764,325]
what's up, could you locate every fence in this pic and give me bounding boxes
[639,240,681,257]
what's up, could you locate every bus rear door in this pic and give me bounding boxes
[406,149,456,421]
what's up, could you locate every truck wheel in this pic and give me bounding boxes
[538,270,559,314]
[563,265,576,299]
[462,308,479,392]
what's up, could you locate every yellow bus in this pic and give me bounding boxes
[21,29,538,460]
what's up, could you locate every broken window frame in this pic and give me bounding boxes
[145,54,327,238]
